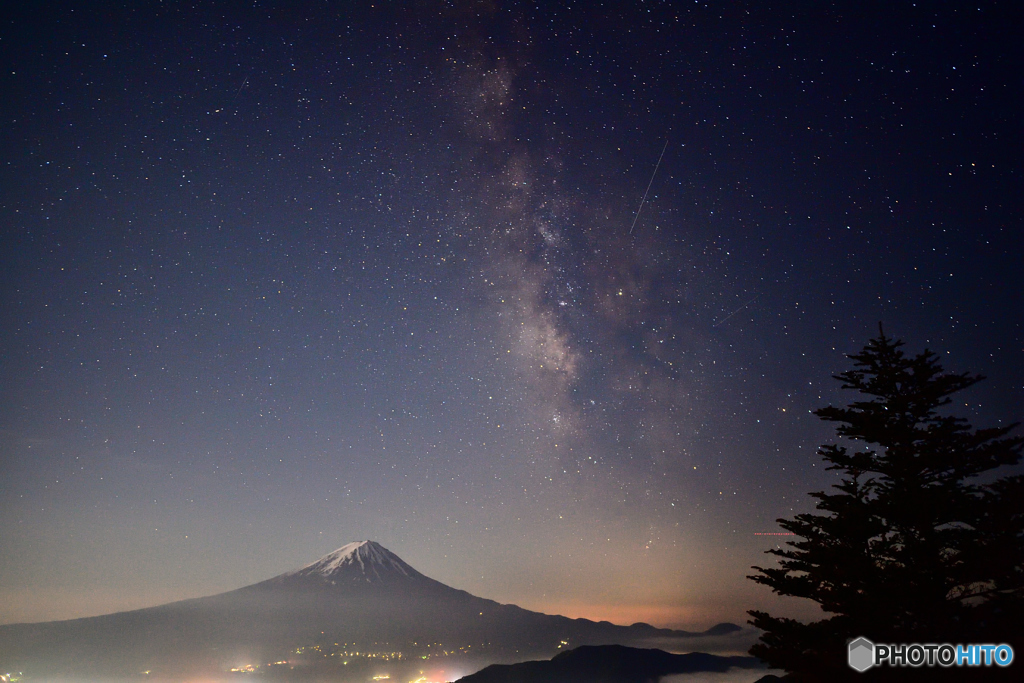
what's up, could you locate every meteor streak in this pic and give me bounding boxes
[713,295,759,327]
[628,138,669,235]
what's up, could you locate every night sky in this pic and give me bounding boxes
[1,1,1021,631]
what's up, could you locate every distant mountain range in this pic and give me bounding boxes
[0,541,743,681]
[456,644,767,683]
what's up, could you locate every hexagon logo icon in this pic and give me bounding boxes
[848,637,875,672]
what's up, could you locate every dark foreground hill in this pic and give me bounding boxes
[0,541,741,681]
[456,644,767,683]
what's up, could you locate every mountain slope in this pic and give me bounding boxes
[0,541,741,680]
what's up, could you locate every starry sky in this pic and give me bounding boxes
[1,1,1021,631]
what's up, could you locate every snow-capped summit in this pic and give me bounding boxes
[288,540,424,583]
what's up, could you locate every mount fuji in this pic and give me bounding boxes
[0,541,742,681]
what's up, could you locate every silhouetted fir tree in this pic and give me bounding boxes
[748,328,1024,681]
